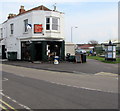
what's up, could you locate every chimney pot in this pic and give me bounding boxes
[19,5,25,14]
[21,5,24,9]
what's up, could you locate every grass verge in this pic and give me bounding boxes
[87,56,120,64]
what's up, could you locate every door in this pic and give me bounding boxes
[34,43,42,61]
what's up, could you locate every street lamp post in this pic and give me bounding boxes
[71,26,78,43]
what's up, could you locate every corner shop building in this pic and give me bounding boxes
[0,5,65,61]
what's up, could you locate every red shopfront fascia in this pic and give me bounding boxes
[34,24,43,33]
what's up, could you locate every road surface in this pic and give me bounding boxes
[0,64,118,110]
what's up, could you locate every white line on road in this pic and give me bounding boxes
[45,80,116,93]
[2,78,8,81]
[0,92,33,111]
[16,75,25,77]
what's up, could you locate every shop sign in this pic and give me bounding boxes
[34,24,43,33]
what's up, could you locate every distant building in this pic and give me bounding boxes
[101,39,120,48]
[0,5,65,61]
[101,39,120,54]
[76,44,94,51]
[65,42,76,56]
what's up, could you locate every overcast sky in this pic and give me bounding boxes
[0,0,118,44]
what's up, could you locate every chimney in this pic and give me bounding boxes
[8,13,16,19]
[19,5,25,14]
[41,5,44,10]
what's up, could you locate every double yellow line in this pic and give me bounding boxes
[0,99,17,111]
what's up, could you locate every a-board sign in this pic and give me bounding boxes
[75,55,82,63]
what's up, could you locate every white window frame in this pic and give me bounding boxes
[46,17,60,31]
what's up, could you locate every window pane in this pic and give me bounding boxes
[46,24,50,30]
[10,24,14,34]
[24,19,28,32]
[46,18,50,23]
[52,18,59,30]
[52,18,58,24]
[52,24,58,30]
[0,28,3,37]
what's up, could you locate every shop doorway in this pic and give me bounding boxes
[2,45,6,59]
[21,42,31,61]
[47,42,61,61]
[34,43,42,61]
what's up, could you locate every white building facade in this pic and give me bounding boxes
[0,5,65,61]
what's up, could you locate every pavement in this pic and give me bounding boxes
[2,59,119,74]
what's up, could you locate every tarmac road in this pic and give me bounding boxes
[2,71,118,109]
[1,64,118,110]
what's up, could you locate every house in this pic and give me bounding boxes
[0,5,65,61]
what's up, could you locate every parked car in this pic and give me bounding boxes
[75,49,86,54]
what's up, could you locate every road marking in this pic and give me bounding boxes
[45,80,116,93]
[2,78,8,81]
[0,99,17,111]
[0,92,33,111]
[95,72,118,77]
[16,75,25,77]
[0,104,9,111]
[80,87,102,92]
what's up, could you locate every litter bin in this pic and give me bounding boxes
[69,56,75,62]
[7,52,17,61]
[54,56,59,64]
[81,54,86,63]
[66,53,71,61]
